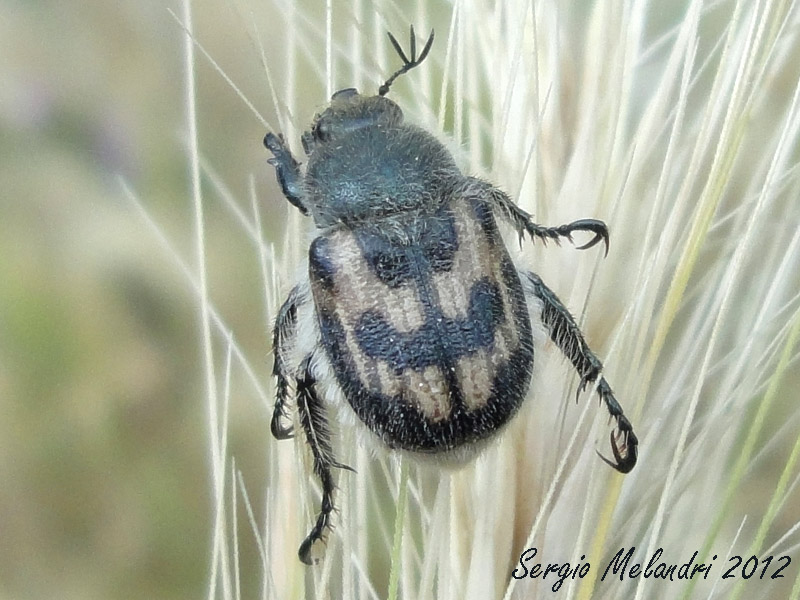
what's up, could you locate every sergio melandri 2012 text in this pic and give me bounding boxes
[511,546,791,592]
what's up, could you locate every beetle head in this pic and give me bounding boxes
[310,90,404,145]
[307,27,434,147]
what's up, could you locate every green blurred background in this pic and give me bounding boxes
[1,2,464,597]
[0,2,289,598]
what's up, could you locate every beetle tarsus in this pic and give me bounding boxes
[596,414,638,473]
[558,219,610,256]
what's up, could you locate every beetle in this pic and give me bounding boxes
[264,26,638,565]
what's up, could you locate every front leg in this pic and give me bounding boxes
[468,177,609,255]
[522,271,638,473]
[264,132,309,215]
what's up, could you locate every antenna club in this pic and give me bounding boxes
[378,26,435,97]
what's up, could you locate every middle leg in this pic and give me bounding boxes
[271,285,302,440]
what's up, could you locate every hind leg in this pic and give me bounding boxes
[272,288,353,562]
[521,271,637,473]
[294,356,353,564]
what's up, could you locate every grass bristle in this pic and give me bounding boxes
[172,1,800,598]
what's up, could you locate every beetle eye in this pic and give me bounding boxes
[331,87,358,101]
[314,120,330,141]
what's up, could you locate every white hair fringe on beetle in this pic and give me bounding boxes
[169,0,800,598]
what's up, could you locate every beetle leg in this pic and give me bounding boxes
[521,271,638,473]
[271,287,303,440]
[475,179,609,256]
[295,355,354,564]
[264,132,309,215]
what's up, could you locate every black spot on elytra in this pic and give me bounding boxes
[355,207,459,287]
[360,236,413,287]
[353,277,503,373]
